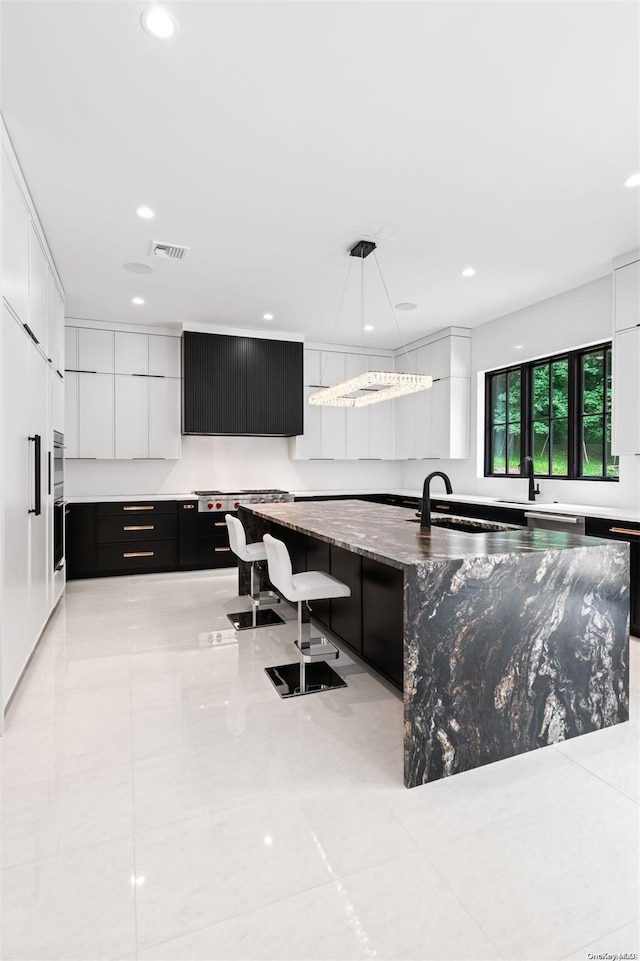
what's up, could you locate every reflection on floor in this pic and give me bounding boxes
[1,569,638,960]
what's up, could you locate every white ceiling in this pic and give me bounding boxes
[2,1,639,348]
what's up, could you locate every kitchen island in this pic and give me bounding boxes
[241,500,630,788]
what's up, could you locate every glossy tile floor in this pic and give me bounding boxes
[1,569,638,961]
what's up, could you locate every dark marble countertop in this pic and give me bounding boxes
[245,500,607,571]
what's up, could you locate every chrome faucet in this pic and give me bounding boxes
[420,471,453,529]
[521,456,540,501]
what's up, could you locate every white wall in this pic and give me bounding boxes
[66,435,403,496]
[402,275,640,511]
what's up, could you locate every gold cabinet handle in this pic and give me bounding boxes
[213,522,227,527]
[433,504,450,510]
[123,525,154,531]
[609,527,640,537]
[183,504,195,510]
[214,547,230,553]
[123,551,154,558]
[123,505,154,511]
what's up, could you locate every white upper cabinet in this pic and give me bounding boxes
[115,332,148,375]
[78,373,114,458]
[614,259,640,333]
[65,325,78,370]
[303,350,321,386]
[319,351,345,386]
[612,325,640,455]
[149,335,181,377]
[115,375,148,457]
[28,223,48,351]
[1,148,29,323]
[78,327,114,373]
[149,377,181,458]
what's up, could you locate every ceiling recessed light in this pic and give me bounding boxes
[514,344,524,350]
[141,8,177,40]
[461,267,476,278]
[622,172,640,188]
[263,313,274,321]
[124,262,153,274]
[132,297,145,306]
[395,302,417,311]
[364,325,374,332]
[136,206,155,220]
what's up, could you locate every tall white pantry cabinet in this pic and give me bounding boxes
[1,123,66,713]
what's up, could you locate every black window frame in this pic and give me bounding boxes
[484,342,618,482]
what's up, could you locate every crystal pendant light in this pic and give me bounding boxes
[308,240,432,407]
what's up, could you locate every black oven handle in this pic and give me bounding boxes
[48,450,52,496]
[28,434,42,516]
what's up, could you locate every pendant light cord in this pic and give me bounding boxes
[319,256,354,385]
[372,250,416,374]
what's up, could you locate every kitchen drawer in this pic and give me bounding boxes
[97,539,178,572]
[196,540,236,567]
[96,500,177,517]
[97,513,177,544]
[197,511,233,536]
[585,517,640,541]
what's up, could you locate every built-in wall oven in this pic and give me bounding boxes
[53,431,64,571]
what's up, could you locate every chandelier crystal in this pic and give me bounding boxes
[309,370,433,408]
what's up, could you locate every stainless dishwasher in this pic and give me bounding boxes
[525,511,586,535]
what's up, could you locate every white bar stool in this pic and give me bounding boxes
[226,514,284,631]
[262,532,350,698]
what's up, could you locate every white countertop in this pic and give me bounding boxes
[66,489,640,522]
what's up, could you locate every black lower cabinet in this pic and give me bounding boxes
[65,503,97,578]
[66,499,236,579]
[585,517,640,637]
[362,557,404,689]
[305,536,331,630]
[330,545,362,654]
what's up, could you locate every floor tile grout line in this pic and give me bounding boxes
[558,913,640,960]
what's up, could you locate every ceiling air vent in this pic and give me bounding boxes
[150,241,190,261]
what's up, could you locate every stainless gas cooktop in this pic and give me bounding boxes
[193,490,294,511]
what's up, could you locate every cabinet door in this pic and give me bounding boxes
[290,386,321,458]
[52,370,64,433]
[115,332,148,375]
[65,371,79,457]
[78,328,114,373]
[29,345,49,643]
[321,407,347,459]
[149,377,181,458]
[245,338,303,435]
[394,393,416,459]
[330,545,362,654]
[65,503,97,578]
[1,150,29,324]
[65,325,78,371]
[346,406,370,459]
[28,223,48,352]
[149,335,180,377]
[303,349,321,386]
[182,331,246,434]
[1,307,31,706]
[47,269,57,366]
[414,388,433,459]
[614,260,640,333]
[115,375,148,458]
[369,394,394,459]
[319,351,345,386]
[55,286,65,374]
[612,326,640,454]
[78,373,114,458]
[362,557,404,689]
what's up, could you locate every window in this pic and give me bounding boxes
[485,343,618,481]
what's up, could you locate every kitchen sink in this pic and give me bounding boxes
[406,516,516,534]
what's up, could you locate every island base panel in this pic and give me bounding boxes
[404,543,630,787]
